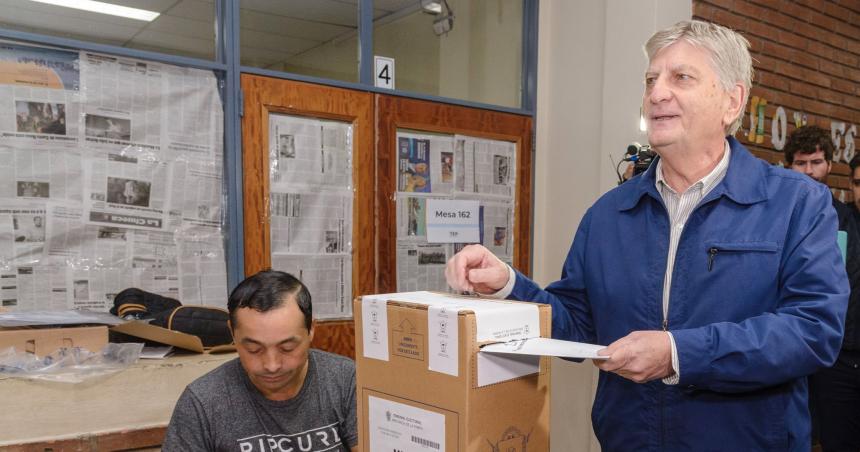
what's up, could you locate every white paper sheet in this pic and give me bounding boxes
[480,337,608,360]
[428,305,459,376]
[361,295,391,361]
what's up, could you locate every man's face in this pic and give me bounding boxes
[232,300,314,401]
[643,41,741,151]
[790,148,831,183]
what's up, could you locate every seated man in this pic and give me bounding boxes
[163,270,358,451]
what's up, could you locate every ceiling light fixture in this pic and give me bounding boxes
[28,0,160,22]
[420,0,443,14]
[421,0,454,36]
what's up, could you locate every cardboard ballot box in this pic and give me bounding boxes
[355,292,550,452]
[0,325,108,356]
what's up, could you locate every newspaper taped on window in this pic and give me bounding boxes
[268,113,354,319]
[0,42,228,311]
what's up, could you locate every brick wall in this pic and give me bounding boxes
[694,0,860,201]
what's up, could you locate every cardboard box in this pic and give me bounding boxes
[111,320,235,354]
[355,293,551,452]
[0,325,108,356]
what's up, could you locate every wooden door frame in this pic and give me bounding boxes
[241,74,375,358]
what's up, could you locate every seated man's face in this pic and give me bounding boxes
[790,148,831,183]
[232,299,314,401]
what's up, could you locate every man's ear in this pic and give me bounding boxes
[228,319,236,341]
[724,83,746,129]
[308,319,315,342]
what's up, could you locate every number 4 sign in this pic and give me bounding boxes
[374,56,395,89]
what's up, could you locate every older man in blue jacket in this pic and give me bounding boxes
[446,20,848,451]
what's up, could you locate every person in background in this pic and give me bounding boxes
[163,270,358,451]
[849,154,860,222]
[445,20,848,451]
[784,126,860,452]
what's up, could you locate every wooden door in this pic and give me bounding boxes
[375,94,533,293]
[241,75,375,358]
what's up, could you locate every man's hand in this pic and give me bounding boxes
[593,331,673,383]
[445,244,510,294]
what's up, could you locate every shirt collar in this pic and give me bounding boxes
[655,140,731,195]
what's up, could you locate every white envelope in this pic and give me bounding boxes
[480,337,608,360]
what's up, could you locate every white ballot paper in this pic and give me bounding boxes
[480,337,608,360]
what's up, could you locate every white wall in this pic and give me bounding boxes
[535,1,691,450]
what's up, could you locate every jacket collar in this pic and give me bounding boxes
[617,136,768,211]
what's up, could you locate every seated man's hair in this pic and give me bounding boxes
[783,125,835,164]
[228,270,312,330]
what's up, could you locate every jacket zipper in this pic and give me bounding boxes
[708,247,718,271]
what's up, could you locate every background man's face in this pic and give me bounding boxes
[790,148,831,183]
[232,299,314,401]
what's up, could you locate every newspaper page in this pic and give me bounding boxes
[43,203,143,270]
[164,64,223,160]
[0,206,47,266]
[83,150,171,231]
[1,265,69,311]
[456,135,517,198]
[268,113,354,319]
[66,267,134,311]
[178,228,228,307]
[79,51,162,152]
[396,242,452,293]
[0,43,81,149]
[480,200,514,264]
[397,131,456,195]
[272,253,352,319]
[269,114,352,189]
[0,145,84,203]
[170,157,222,229]
[270,190,351,255]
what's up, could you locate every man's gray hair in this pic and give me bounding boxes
[645,20,753,136]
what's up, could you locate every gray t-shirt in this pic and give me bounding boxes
[163,349,357,451]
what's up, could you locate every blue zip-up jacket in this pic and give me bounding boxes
[510,137,848,451]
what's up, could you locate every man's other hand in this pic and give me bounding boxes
[593,331,673,383]
[445,244,510,294]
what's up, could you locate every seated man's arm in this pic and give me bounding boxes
[672,184,849,393]
[162,388,213,452]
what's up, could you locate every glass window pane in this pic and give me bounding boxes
[0,0,216,60]
[373,0,523,108]
[240,0,359,82]
[268,112,354,320]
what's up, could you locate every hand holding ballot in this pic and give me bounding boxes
[445,244,510,294]
[593,331,674,383]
